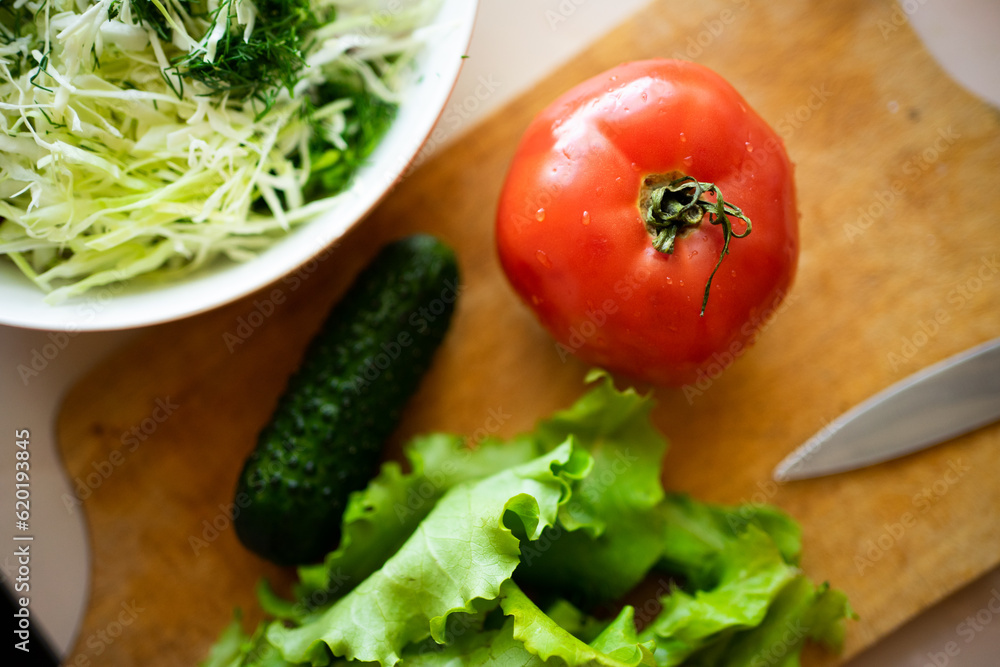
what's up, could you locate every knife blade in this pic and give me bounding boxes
[774,337,1000,481]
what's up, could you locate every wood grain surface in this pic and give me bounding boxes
[57,0,1000,664]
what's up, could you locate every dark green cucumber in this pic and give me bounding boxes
[234,234,460,565]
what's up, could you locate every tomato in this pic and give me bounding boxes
[495,59,798,387]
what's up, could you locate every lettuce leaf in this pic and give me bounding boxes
[291,434,543,619]
[516,371,669,604]
[267,442,590,665]
[402,617,552,667]
[202,613,302,667]
[501,581,655,667]
[204,374,852,667]
[640,525,799,666]
[638,495,853,667]
[657,494,802,590]
[674,577,853,667]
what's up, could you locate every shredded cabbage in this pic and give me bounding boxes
[0,0,442,302]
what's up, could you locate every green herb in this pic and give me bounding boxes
[124,0,178,41]
[178,0,319,116]
[301,78,397,200]
[0,3,34,48]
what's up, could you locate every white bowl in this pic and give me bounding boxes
[0,0,478,332]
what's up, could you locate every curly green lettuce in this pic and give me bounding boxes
[204,372,853,667]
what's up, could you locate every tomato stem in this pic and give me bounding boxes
[641,175,752,316]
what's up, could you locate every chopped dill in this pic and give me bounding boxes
[179,0,319,116]
[126,0,176,41]
[29,50,55,93]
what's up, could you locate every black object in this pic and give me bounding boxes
[4,581,59,667]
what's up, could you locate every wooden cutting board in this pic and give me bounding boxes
[56,0,1000,664]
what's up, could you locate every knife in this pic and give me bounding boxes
[774,337,1000,481]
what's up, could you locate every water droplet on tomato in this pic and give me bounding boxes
[682,156,694,167]
[581,211,591,225]
[595,186,604,196]
[665,277,672,285]
[731,269,737,277]
[679,132,687,143]
[689,250,698,259]
[745,142,754,152]
[535,250,552,268]
[678,279,685,286]
[641,92,647,102]
[535,208,546,222]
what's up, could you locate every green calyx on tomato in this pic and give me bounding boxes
[496,58,799,387]
[641,174,752,315]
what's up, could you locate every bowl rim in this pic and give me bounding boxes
[0,0,480,333]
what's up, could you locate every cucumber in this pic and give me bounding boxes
[234,234,460,565]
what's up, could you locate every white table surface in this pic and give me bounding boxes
[1,0,998,663]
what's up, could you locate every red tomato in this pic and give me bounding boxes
[495,59,798,387]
